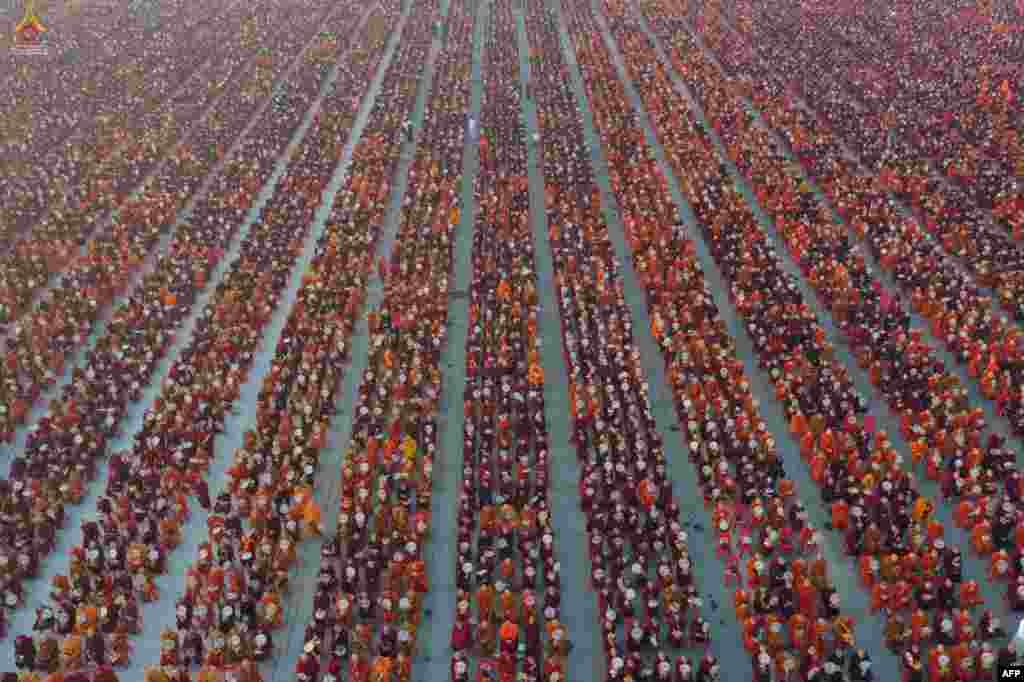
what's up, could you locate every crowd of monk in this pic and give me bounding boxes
[567,0,878,679]
[606,0,1024,679]
[0,0,242,242]
[694,0,1024,439]
[522,0,729,679]
[293,0,472,681]
[445,3,573,682]
[4,0,1023,680]
[723,0,1024,323]
[4,0,387,679]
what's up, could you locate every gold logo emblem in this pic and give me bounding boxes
[13,0,48,55]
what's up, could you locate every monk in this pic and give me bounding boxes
[477,618,496,656]
[972,522,994,555]
[960,580,982,608]
[797,578,817,618]
[831,499,849,531]
[859,555,877,587]
[991,549,1011,580]
[910,609,932,644]
[870,582,889,614]
[499,620,518,656]
[477,583,495,619]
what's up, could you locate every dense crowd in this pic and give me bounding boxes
[5,0,377,678]
[672,0,1024,554]
[525,0,738,679]
[568,0,882,678]
[0,0,351,455]
[445,2,570,682]
[618,0,1023,679]
[1,0,356,652]
[715,0,1024,322]
[3,0,1021,680]
[148,3,409,681]
[0,0,284,296]
[293,0,466,680]
[685,1,1024,438]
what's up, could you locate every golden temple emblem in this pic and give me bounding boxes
[13,0,49,55]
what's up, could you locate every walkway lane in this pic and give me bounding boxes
[420,0,489,678]
[549,1,751,679]
[270,0,451,675]
[618,1,1012,650]
[674,17,1024,453]
[514,7,602,682]
[0,7,380,663]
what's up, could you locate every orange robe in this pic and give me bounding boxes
[831,500,850,531]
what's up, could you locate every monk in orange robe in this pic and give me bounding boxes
[831,499,850,531]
